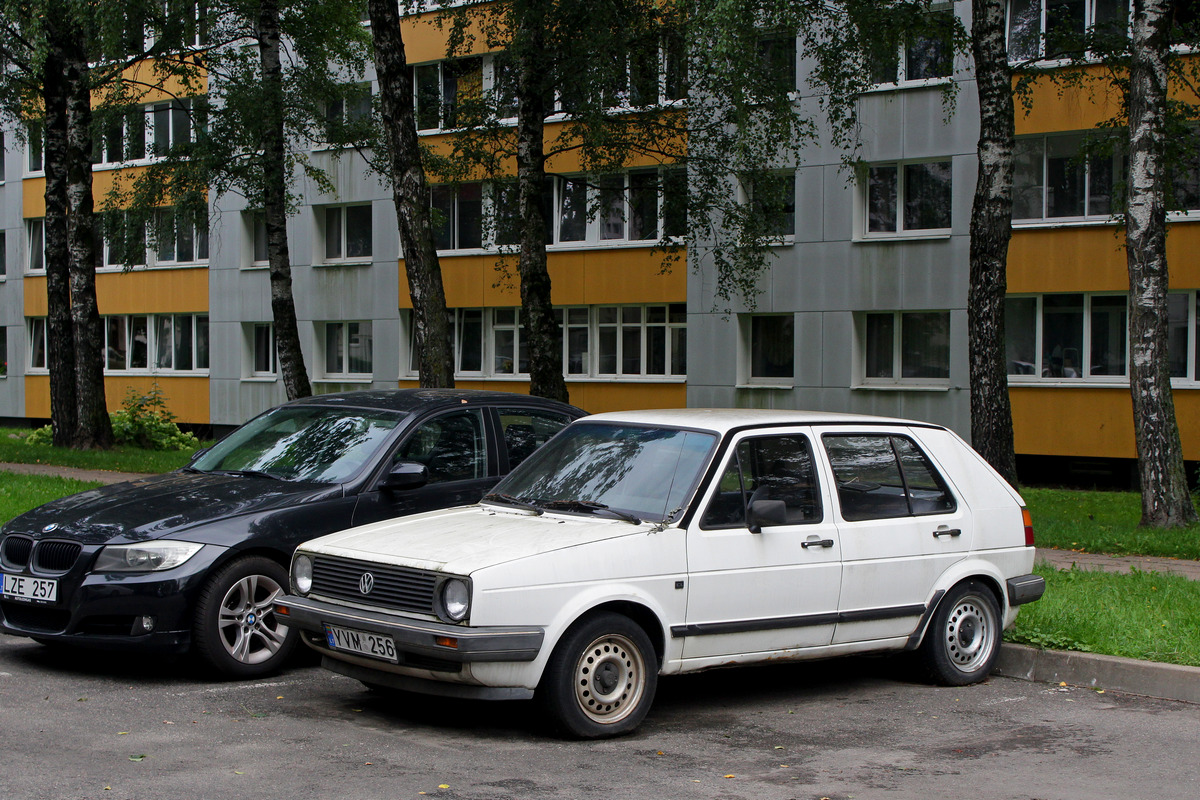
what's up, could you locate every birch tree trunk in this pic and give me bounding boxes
[257,0,312,400]
[515,5,568,403]
[967,0,1018,487]
[1125,0,1196,526]
[367,0,454,388]
[63,29,113,448]
[40,17,77,446]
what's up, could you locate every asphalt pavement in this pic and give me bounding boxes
[3,460,1198,707]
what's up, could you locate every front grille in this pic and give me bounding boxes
[1,535,33,568]
[1,602,70,633]
[311,555,439,615]
[33,541,82,573]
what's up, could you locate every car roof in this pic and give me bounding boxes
[281,389,586,416]
[575,408,945,436]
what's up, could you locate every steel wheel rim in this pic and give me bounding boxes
[217,573,289,665]
[572,632,647,725]
[944,595,995,673]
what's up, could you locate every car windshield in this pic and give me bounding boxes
[490,422,717,522]
[191,405,406,484]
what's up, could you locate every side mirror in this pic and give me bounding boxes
[747,498,787,534]
[381,460,428,491]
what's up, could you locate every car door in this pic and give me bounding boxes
[494,405,577,471]
[816,427,971,645]
[682,429,842,660]
[351,407,498,527]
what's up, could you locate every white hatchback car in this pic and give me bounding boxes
[277,409,1044,738]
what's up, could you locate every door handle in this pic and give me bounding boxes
[932,528,961,538]
[801,538,835,549]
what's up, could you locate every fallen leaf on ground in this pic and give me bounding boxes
[129,755,146,762]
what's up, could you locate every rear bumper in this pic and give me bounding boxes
[1007,574,1046,606]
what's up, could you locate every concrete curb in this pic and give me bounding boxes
[995,642,1200,704]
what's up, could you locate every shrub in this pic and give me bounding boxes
[25,426,53,446]
[25,386,200,452]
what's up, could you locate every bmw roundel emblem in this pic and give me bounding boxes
[358,572,375,595]
[42,523,59,533]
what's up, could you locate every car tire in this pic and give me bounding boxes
[537,613,657,739]
[192,556,298,678]
[919,580,1002,686]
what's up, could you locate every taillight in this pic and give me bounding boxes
[1021,507,1035,547]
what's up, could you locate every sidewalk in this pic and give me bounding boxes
[1036,546,1200,581]
[0,461,154,485]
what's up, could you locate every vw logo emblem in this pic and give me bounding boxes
[42,523,59,533]
[358,572,375,595]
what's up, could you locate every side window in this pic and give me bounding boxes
[822,433,956,521]
[498,407,572,469]
[397,409,487,483]
[701,434,822,528]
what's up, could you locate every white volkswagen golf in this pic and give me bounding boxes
[277,409,1044,738]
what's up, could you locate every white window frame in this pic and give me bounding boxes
[321,320,373,379]
[431,183,484,252]
[1006,0,1132,63]
[249,322,278,378]
[857,310,953,388]
[869,5,955,88]
[1005,293,1131,384]
[738,313,795,387]
[26,122,43,175]
[28,318,47,372]
[858,159,953,240]
[1012,133,1122,224]
[102,313,209,374]
[0,326,8,378]
[318,204,373,264]
[414,57,483,133]
[244,211,269,268]
[26,219,45,274]
[152,206,209,266]
[739,170,797,242]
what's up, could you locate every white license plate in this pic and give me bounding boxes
[324,624,398,663]
[1,573,58,603]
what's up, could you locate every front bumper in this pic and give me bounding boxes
[277,594,545,666]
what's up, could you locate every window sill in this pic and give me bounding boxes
[861,76,952,94]
[243,375,279,383]
[856,231,952,243]
[736,381,794,389]
[314,377,373,384]
[316,259,373,268]
[852,383,951,392]
[1011,218,1118,230]
[102,370,211,377]
[418,374,689,384]
[97,262,208,273]
[241,263,270,271]
[1008,379,1135,388]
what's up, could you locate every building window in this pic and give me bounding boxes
[432,183,483,250]
[455,309,484,373]
[0,231,6,277]
[0,327,7,376]
[26,219,45,273]
[251,323,277,375]
[757,32,797,93]
[743,170,796,238]
[864,160,952,236]
[415,58,482,131]
[246,212,269,266]
[1013,134,1121,221]
[151,98,197,156]
[1006,293,1134,380]
[862,311,951,384]
[105,315,149,371]
[154,207,209,264]
[871,7,955,84]
[101,212,148,268]
[98,107,147,165]
[326,83,372,127]
[321,205,372,262]
[29,319,47,370]
[491,308,526,375]
[0,131,5,182]
[158,314,209,371]
[1007,0,1130,61]
[323,321,373,377]
[745,314,794,382]
[27,122,42,173]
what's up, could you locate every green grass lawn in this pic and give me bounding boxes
[0,472,104,525]
[0,427,202,475]
[1023,486,1200,560]
[1006,563,1200,667]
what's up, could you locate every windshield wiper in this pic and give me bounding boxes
[482,493,544,515]
[540,500,642,525]
[212,469,283,481]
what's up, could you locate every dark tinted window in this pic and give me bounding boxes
[498,407,573,468]
[398,409,487,483]
[822,434,956,521]
[702,434,822,528]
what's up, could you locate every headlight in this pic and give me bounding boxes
[292,554,313,595]
[94,542,204,572]
[440,578,470,622]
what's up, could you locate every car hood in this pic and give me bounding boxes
[300,505,653,575]
[3,471,338,546]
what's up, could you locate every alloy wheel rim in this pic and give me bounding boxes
[217,574,288,665]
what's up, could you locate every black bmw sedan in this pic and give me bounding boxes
[0,389,584,677]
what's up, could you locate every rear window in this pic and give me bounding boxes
[821,433,956,521]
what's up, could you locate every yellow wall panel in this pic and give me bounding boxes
[396,378,686,414]
[1014,68,1121,135]
[399,248,685,309]
[25,375,210,424]
[1009,222,1200,293]
[23,178,46,217]
[1011,386,1200,460]
[23,268,209,317]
